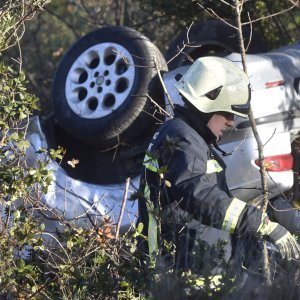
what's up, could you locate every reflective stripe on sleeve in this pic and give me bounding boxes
[143,153,159,172]
[222,198,246,234]
[206,159,223,174]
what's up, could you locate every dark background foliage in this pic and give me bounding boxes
[4,0,300,114]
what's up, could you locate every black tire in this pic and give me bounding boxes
[52,25,167,151]
[165,19,268,70]
[41,114,144,185]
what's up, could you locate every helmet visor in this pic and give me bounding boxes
[231,84,251,117]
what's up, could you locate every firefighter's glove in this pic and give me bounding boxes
[257,214,300,260]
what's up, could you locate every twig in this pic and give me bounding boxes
[263,128,277,147]
[166,22,196,65]
[153,57,174,110]
[242,1,299,25]
[116,177,130,240]
[235,0,271,286]
[146,94,173,119]
[225,130,248,155]
[245,12,253,52]
[42,232,71,261]
[197,3,238,30]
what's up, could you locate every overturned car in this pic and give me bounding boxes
[26,20,300,233]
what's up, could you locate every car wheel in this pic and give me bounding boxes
[165,19,268,70]
[52,25,167,151]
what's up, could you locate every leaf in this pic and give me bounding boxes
[120,281,129,288]
[19,71,25,82]
[67,240,73,250]
[67,158,79,168]
[17,258,25,269]
[17,140,30,150]
[9,132,18,140]
[137,222,144,233]
[29,169,36,175]
[13,210,20,219]
[164,180,172,188]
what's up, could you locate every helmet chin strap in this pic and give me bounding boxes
[213,140,231,157]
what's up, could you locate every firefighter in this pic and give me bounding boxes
[137,56,300,272]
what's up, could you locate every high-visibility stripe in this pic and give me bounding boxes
[144,184,158,259]
[148,209,158,257]
[206,159,223,174]
[143,153,159,172]
[144,184,150,199]
[143,151,160,259]
[222,198,246,234]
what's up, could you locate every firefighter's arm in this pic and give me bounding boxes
[160,132,261,235]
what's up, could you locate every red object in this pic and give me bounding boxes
[265,80,285,89]
[255,153,293,172]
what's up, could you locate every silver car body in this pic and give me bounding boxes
[26,43,300,232]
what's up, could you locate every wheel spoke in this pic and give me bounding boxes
[75,98,90,117]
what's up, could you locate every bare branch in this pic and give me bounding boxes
[116,177,131,240]
[244,12,253,52]
[166,22,196,65]
[197,3,238,30]
[147,94,173,119]
[242,1,299,25]
[153,57,174,111]
[234,0,271,286]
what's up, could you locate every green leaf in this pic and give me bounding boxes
[17,258,25,269]
[119,281,129,288]
[13,210,20,219]
[29,169,37,175]
[17,139,30,150]
[9,132,18,140]
[19,71,25,82]
[67,240,73,250]
[137,222,144,234]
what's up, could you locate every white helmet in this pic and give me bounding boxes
[174,56,250,118]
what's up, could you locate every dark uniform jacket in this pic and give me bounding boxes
[137,105,263,270]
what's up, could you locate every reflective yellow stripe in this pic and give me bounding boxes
[144,184,158,259]
[143,153,159,172]
[206,159,223,174]
[143,152,159,259]
[148,210,158,257]
[144,184,150,199]
[222,198,246,234]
